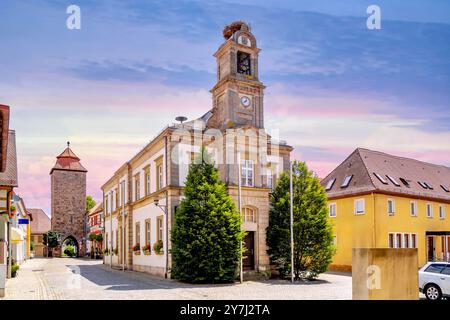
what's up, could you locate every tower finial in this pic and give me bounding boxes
[67,141,70,147]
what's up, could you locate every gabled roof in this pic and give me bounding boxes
[322,148,450,202]
[27,208,51,234]
[88,202,103,217]
[0,130,18,187]
[50,146,87,174]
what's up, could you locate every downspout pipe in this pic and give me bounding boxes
[7,190,12,279]
[109,191,112,268]
[164,135,169,279]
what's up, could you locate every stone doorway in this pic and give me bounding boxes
[62,235,79,258]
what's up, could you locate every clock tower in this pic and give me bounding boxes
[209,21,265,130]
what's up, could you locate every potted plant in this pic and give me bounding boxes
[113,247,118,255]
[11,259,19,278]
[153,240,163,255]
[132,244,141,255]
[103,248,110,255]
[10,204,17,215]
[142,244,151,255]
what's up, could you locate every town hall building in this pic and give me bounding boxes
[102,21,292,278]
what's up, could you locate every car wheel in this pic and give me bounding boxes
[425,284,442,301]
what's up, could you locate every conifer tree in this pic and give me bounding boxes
[267,161,335,280]
[171,149,244,283]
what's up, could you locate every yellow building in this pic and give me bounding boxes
[322,148,450,271]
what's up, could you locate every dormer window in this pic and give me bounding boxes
[441,185,450,193]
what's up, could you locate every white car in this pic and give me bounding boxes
[419,262,450,300]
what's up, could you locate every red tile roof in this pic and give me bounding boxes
[50,146,87,174]
[27,208,51,234]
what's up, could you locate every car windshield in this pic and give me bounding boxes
[425,264,447,274]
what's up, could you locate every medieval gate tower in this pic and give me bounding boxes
[50,142,87,257]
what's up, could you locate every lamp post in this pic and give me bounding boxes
[290,161,294,283]
[154,196,168,278]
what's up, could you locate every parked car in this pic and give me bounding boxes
[419,262,450,300]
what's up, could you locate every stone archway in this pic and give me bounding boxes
[62,235,79,258]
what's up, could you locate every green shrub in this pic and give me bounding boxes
[63,246,76,257]
[11,262,19,278]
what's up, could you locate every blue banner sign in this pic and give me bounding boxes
[18,219,29,225]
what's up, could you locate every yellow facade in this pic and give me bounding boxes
[328,193,450,270]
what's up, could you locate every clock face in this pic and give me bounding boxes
[240,96,251,107]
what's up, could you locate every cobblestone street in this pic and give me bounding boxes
[1,257,352,300]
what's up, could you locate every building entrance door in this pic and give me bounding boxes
[427,236,435,261]
[243,232,255,270]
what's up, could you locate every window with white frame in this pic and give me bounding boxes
[134,174,140,201]
[403,234,410,248]
[389,233,418,248]
[121,180,126,206]
[157,163,163,190]
[355,199,365,215]
[267,168,273,189]
[388,233,395,248]
[387,199,395,216]
[135,222,140,245]
[439,205,445,219]
[145,220,151,246]
[241,159,254,187]
[410,201,418,217]
[145,168,151,196]
[427,203,433,218]
[329,203,337,217]
[411,234,417,248]
[243,207,256,223]
[396,233,402,248]
[333,235,337,246]
[157,216,164,242]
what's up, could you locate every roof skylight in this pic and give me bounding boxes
[423,182,433,190]
[325,178,336,191]
[441,185,450,193]
[418,181,428,189]
[341,175,353,188]
[399,178,410,188]
[373,173,388,184]
[386,175,401,187]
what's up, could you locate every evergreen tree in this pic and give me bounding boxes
[171,148,244,283]
[267,161,335,280]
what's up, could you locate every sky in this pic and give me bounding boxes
[0,0,449,214]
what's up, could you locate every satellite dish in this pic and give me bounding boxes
[175,116,187,124]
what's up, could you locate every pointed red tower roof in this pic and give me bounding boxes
[50,142,87,174]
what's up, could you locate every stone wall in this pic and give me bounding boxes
[51,169,87,256]
[352,248,419,300]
